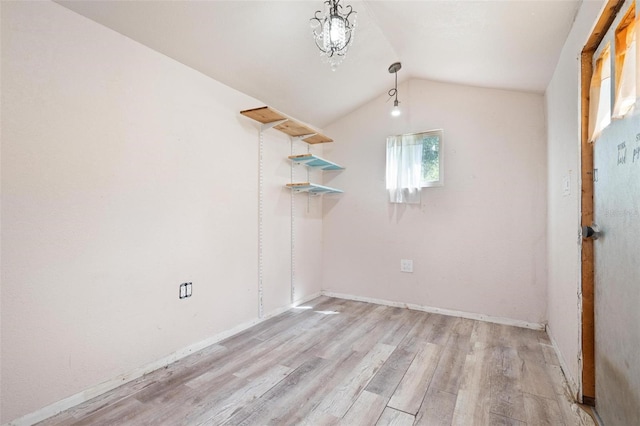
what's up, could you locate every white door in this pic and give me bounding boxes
[592,113,640,424]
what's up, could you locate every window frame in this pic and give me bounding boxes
[397,129,444,188]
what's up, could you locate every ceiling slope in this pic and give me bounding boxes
[57,0,581,127]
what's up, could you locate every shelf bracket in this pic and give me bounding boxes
[290,133,317,143]
[292,189,320,196]
[261,119,288,132]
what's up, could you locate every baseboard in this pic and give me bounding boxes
[321,291,545,330]
[546,324,581,402]
[4,291,322,426]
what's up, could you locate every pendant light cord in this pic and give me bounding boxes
[388,71,398,102]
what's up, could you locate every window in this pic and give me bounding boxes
[419,130,443,187]
[385,129,443,204]
[613,3,636,118]
[589,44,611,141]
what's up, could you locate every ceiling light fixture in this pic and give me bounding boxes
[388,62,402,117]
[311,0,357,71]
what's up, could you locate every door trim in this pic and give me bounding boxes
[579,0,625,405]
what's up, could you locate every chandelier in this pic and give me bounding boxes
[310,0,357,70]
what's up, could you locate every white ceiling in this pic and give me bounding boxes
[56,0,583,128]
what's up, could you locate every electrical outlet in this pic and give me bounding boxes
[179,282,193,299]
[400,259,413,273]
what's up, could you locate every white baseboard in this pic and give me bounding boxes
[321,291,546,330]
[546,324,580,401]
[5,292,322,426]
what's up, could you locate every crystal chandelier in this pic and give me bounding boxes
[310,0,357,70]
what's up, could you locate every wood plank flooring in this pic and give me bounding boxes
[38,297,595,426]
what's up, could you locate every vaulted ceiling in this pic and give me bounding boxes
[57,0,584,127]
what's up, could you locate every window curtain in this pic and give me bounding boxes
[386,134,423,204]
[613,9,636,118]
[589,46,612,142]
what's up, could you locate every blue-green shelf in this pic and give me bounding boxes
[288,154,345,171]
[286,182,343,194]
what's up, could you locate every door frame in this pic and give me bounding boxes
[579,0,626,405]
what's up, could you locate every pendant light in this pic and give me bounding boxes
[388,62,402,117]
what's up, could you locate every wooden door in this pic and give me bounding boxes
[580,1,639,419]
[591,113,640,424]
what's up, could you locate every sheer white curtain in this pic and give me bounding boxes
[613,14,636,118]
[589,46,612,142]
[386,134,423,204]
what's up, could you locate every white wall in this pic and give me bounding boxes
[322,78,548,324]
[544,0,605,398]
[0,1,321,423]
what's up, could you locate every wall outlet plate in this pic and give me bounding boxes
[400,259,413,273]
[179,282,193,299]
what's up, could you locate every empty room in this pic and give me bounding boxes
[1,0,639,425]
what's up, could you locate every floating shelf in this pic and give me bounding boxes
[288,154,345,171]
[240,106,333,144]
[286,182,343,194]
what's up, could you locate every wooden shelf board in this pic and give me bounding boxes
[240,106,285,123]
[286,182,343,194]
[288,154,344,170]
[302,134,333,144]
[240,106,333,144]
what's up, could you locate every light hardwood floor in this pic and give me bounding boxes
[38,297,595,425]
